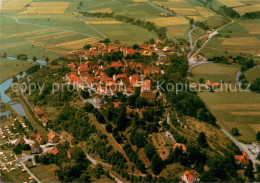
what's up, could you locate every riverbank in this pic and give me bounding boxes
[5,89,48,139]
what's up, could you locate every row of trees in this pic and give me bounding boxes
[81,12,167,40]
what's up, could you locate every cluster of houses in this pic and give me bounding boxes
[65,43,172,104]
[34,106,48,126]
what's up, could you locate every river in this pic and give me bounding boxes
[0,57,46,117]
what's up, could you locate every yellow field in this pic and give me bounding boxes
[148,17,189,26]
[221,37,260,46]
[170,8,198,16]
[234,4,260,15]
[168,0,187,2]
[56,38,99,50]
[0,0,32,11]
[132,0,146,2]
[187,16,203,21]
[20,2,71,14]
[87,20,122,24]
[167,26,189,37]
[88,8,113,13]
[217,0,244,7]
[195,6,214,18]
[6,29,54,39]
[240,23,260,34]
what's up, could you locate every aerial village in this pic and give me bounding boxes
[1,40,259,182]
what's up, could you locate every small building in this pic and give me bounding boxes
[234,152,249,166]
[181,170,199,183]
[49,148,59,155]
[60,131,76,146]
[47,132,59,143]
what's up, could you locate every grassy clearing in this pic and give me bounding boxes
[190,63,240,83]
[191,63,260,143]
[245,67,260,83]
[2,169,30,182]
[0,58,37,83]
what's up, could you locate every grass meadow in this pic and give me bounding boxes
[0,58,38,83]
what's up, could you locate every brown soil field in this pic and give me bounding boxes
[240,23,260,34]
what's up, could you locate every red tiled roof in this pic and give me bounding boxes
[111,61,123,67]
[50,149,59,155]
[47,132,56,140]
[143,69,150,75]
[184,171,194,182]
[117,74,127,78]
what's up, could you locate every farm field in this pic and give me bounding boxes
[245,67,260,83]
[0,58,37,83]
[29,164,59,183]
[191,63,260,143]
[0,14,102,60]
[200,21,260,58]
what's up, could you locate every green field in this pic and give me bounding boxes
[0,57,37,83]
[245,67,260,83]
[191,63,260,143]
[29,164,59,183]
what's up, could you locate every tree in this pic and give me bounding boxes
[132,44,140,50]
[257,131,260,141]
[32,56,37,62]
[197,132,208,147]
[81,90,90,99]
[149,38,155,44]
[151,154,163,175]
[12,76,18,83]
[231,128,240,136]
[135,97,147,109]
[2,52,7,58]
[105,123,113,133]
[144,144,156,159]
[103,38,111,44]
[45,57,49,62]
[84,103,94,112]
[23,144,31,150]
[83,44,91,50]
[199,78,204,84]
[13,144,22,155]
[244,161,254,181]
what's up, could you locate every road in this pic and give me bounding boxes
[17,158,41,183]
[187,24,196,60]
[220,127,258,167]
[2,15,103,40]
[84,153,123,183]
[189,19,235,63]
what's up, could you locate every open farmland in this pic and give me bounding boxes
[245,67,260,83]
[217,0,245,7]
[0,0,32,11]
[191,63,260,143]
[234,4,260,15]
[147,17,189,26]
[20,2,71,15]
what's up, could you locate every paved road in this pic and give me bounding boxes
[220,127,258,166]
[2,15,103,40]
[17,158,41,183]
[85,153,123,183]
[187,24,196,60]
